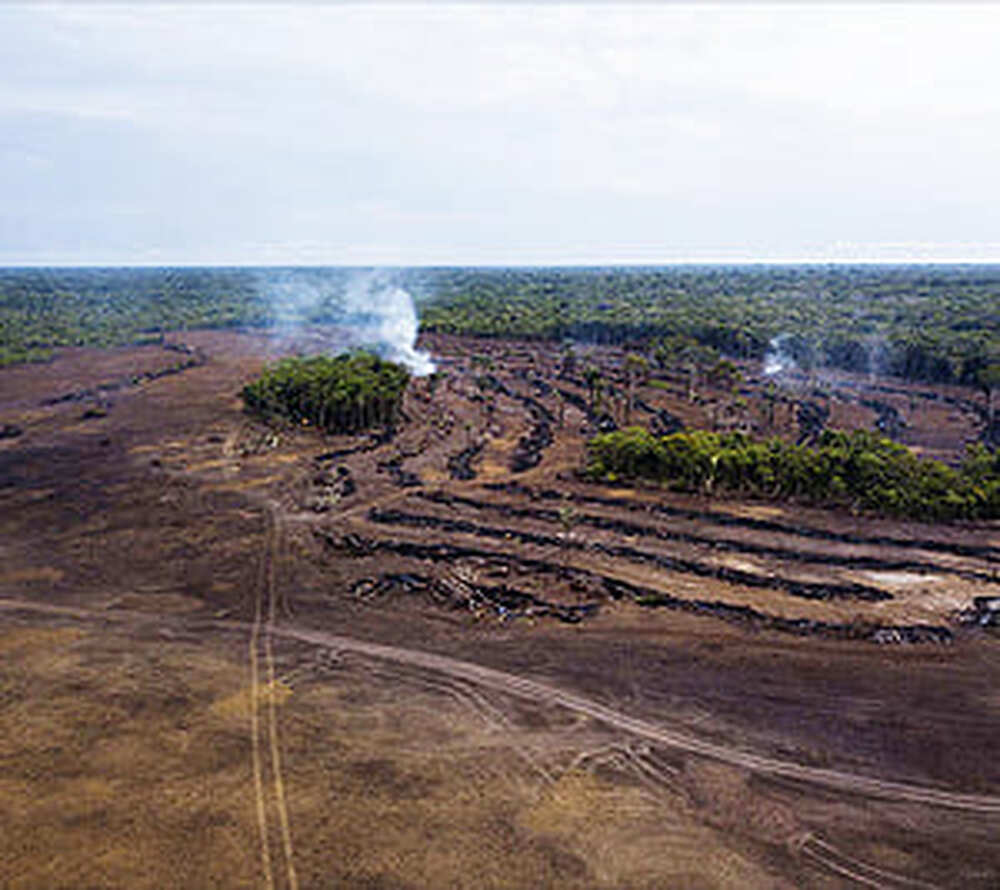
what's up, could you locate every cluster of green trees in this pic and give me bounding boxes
[242,352,410,434]
[585,427,1000,521]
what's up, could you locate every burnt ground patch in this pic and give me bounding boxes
[483,480,1000,563]
[364,507,895,603]
[479,373,557,472]
[317,529,957,646]
[447,442,483,480]
[40,341,207,408]
[419,489,1000,585]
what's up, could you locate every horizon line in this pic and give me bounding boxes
[4,257,1000,269]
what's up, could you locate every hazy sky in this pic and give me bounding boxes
[2,3,999,265]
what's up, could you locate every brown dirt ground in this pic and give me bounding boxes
[2,329,1000,889]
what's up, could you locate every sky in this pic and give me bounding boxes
[2,2,999,266]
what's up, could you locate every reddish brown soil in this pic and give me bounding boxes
[2,329,999,889]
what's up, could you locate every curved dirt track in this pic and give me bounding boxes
[264,623,1000,815]
[2,596,997,817]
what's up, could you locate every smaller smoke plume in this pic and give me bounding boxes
[764,334,797,377]
[865,335,888,380]
[265,271,341,335]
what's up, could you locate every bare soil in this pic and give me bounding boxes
[2,329,999,889]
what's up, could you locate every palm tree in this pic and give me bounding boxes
[584,365,603,415]
[623,352,648,424]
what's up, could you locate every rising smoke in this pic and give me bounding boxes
[763,334,797,377]
[344,273,436,376]
[258,268,435,376]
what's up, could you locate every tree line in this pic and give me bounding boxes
[2,265,997,394]
[413,265,999,390]
[585,426,1000,522]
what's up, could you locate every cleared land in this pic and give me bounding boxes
[2,328,1000,889]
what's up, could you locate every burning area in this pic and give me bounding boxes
[257,268,436,376]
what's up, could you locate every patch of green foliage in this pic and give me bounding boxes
[0,346,54,368]
[0,267,270,362]
[585,426,1000,522]
[241,352,410,434]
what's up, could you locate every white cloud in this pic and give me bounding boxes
[1,3,1000,264]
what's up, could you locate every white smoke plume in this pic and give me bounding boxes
[258,268,436,376]
[343,272,436,376]
[764,334,797,377]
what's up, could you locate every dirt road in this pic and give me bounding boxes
[2,595,997,818]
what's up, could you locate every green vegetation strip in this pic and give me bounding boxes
[586,427,1000,522]
[3,266,997,391]
[0,267,269,365]
[242,352,409,434]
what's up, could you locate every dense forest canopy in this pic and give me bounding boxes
[241,352,410,434]
[0,266,349,366]
[0,267,263,366]
[586,427,1000,522]
[1,265,997,388]
[414,265,1000,387]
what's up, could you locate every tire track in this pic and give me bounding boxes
[304,632,950,889]
[364,662,557,788]
[2,594,998,816]
[801,836,941,889]
[249,512,275,890]
[262,511,299,890]
[0,595,982,886]
[264,625,1000,815]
